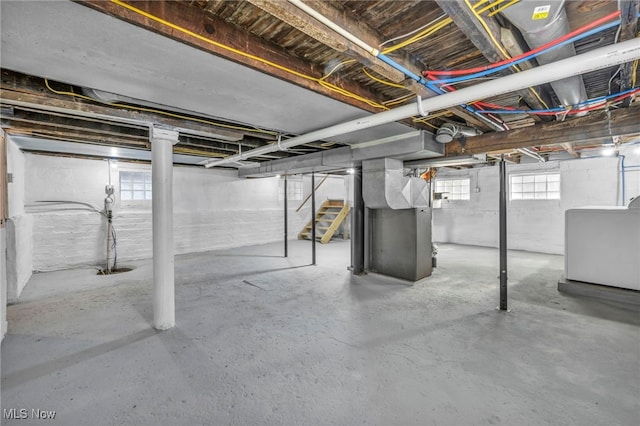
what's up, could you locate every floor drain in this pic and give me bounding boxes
[96,267,134,275]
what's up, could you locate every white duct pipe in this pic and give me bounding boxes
[203,38,640,168]
[517,147,546,162]
[205,100,425,167]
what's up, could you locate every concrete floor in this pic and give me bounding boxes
[2,240,639,426]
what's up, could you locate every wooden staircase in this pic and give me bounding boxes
[298,199,350,244]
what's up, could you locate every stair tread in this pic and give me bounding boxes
[299,200,349,243]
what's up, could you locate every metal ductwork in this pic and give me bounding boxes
[501,0,588,107]
[435,122,483,143]
[362,158,429,209]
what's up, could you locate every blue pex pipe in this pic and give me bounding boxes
[429,16,639,85]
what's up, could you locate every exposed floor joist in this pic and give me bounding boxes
[445,104,640,156]
[246,0,404,83]
[78,0,391,116]
[435,0,553,117]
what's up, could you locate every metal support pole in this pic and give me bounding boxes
[151,126,178,330]
[311,172,316,265]
[351,166,365,274]
[284,175,288,258]
[499,156,508,311]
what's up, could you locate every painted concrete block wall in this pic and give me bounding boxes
[7,137,26,218]
[433,156,620,254]
[620,145,640,205]
[6,138,32,301]
[24,154,347,271]
[6,214,33,301]
[1,227,7,341]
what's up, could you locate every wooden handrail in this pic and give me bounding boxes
[296,174,328,212]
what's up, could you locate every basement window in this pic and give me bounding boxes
[279,179,303,201]
[435,178,470,200]
[510,173,560,200]
[120,171,152,201]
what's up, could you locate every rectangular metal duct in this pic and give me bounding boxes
[362,158,429,209]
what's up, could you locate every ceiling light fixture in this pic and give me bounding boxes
[602,146,616,156]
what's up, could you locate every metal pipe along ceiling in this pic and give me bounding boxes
[203,38,640,168]
[500,0,588,107]
[288,0,506,131]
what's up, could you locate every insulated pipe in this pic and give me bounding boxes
[151,126,178,330]
[205,102,426,167]
[204,38,640,168]
[289,0,380,56]
[517,147,546,162]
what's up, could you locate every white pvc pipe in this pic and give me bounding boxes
[151,127,178,330]
[203,38,640,168]
[288,0,379,56]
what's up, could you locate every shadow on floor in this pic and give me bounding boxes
[1,328,159,390]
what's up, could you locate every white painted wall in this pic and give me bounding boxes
[1,129,6,340]
[1,227,6,341]
[23,154,346,271]
[433,155,624,255]
[6,138,32,301]
[619,144,640,206]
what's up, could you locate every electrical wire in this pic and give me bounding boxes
[44,79,279,137]
[473,87,639,115]
[488,0,521,17]
[108,0,503,133]
[447,0,550,109]
[426,16,628,85]
[383,93,415,106]
[379,13,448,47]
[110,224,118,271]
[423,11,620,83]
[320,59,356,81]
[109,0,387,111]
[362,68,405,88]
[475,0,508,16]
[30,200,107,216]
[473,0,493,10]
[381,16,452,54]
[425,11,621,78]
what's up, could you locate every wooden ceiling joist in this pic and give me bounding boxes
[445,104,640,156]
[78,0,389,115]
[246,0,405,83]
[435,0,554,114]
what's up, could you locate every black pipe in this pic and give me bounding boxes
[284,175,288,258]
[351,167,365,274]
[311,172,316,265]
[499,156,508,310]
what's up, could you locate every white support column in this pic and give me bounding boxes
[150,126,179,330]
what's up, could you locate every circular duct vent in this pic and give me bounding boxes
[435,123,457,143]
